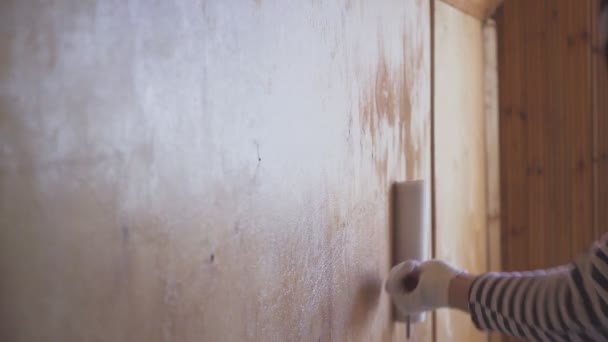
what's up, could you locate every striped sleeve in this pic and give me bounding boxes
[468,238,608,341]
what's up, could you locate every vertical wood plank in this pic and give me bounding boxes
[483,19,501,273]
[497,1,600,340]
[570,0,595,256]
[591,0,608,241]
[523,0,546,270]
[498,0,529,273]
[434,2,488,341]
[484,19,504,342]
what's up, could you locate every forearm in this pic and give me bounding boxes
[447,268,574,340]
[448,272,475,313]
[447,264,575,314]
[454,240,608,341]
[387,238,608,340]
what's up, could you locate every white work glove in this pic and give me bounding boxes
[385,259,463,318]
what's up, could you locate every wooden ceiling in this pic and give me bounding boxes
[440,0,503,19]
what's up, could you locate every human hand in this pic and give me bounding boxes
[385,259,463,317]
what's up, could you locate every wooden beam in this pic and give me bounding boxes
[440,0,503,20]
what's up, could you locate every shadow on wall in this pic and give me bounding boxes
[347,271,382,336]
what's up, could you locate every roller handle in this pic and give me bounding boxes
[401,271,420,339]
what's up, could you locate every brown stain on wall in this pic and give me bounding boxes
[0,34,12,80]
[354,27,429,341]
[359,35,423,182]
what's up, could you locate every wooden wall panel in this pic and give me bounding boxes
[497,0,605,340]
[591,0,608,241]
[0,1,432,341]
[483,19,504,342]
[483,17,501,289]
[496,0,529,275]
[434,2,487,341]
[497,0,596,271]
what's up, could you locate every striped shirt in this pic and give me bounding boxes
[468,238,608,341]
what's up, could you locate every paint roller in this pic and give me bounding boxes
[391,180,428,339]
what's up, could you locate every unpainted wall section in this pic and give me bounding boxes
[0,0,431,341]
[434,1,488,341]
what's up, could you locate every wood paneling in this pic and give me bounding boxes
[483,19,503,342]
[591,0,608,241]
[484,18,501,274]
[497,0,605,340]
[0,1,432,341]
[440,0,502,19]
[434,2,487,341]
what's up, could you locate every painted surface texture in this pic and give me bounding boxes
[0,0,430,341]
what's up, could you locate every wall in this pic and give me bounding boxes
[591,0,608,244]
[496,0,605,339]
[0,0,431,341]
[483,18,501,279]
[496,0,602,274]
[483,19,503,342]
[433,1,488,342]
